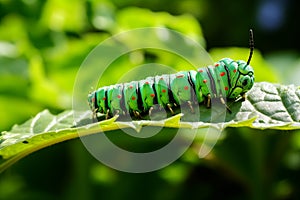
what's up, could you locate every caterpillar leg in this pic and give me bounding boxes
[167,103,174,115]
[206,94,211,108]
[148,106,154,116]
[92,108,98,122]
[133,110,142,118]
[187,101,195,113]
[234,93,246,102]
[114,110,120,116]
[220,96,232,114]
[242,93,246,101]
[105,109,109,120]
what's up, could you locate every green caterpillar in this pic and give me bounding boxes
[88,30,255,120]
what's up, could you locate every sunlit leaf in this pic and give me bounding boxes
[1,82,300,173]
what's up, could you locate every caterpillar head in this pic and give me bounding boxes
[228,29,255,99]
[235,60,254,93]
[220,59,254,99]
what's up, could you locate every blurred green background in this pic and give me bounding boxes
[1,0,300,199]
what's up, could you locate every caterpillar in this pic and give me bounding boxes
[88,30,255,120]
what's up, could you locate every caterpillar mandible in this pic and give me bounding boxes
[88,30,255,120]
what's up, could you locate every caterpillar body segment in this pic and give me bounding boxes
[88,30,255,120]
[88,58,255,120]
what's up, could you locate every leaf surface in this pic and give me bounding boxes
[1,82,299,172]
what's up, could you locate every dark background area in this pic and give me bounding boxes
[107,0,300,53]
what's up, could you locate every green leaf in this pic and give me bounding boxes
[41,0,87,32]
[1,82,300,173]
[239,82,300,129]
[116,7,206,47]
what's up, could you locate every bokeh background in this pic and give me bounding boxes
[1,0,300,199]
